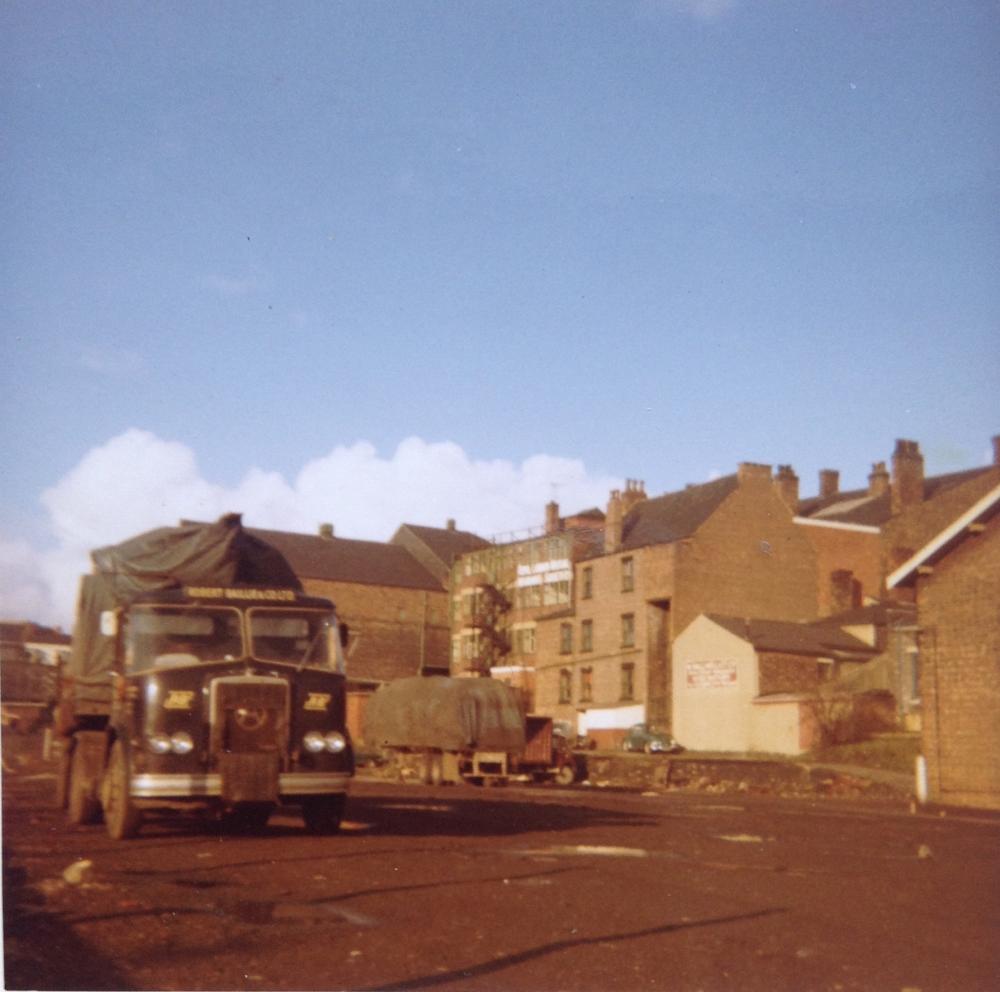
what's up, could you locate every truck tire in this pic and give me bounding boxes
[67,743,101,826]
[554,764,575,787]
[424,752,443,786]
[103,740,141,839]
[302,795,345,834]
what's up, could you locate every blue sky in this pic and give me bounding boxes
[2,1,998,624]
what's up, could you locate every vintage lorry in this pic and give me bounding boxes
[364,675,581,786]
[54,513,354,839]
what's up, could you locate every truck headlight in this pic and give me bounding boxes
[148,733,172,755]
[324,731,347,753]
[147,732,195,755]
[303,730,326,753]
[170,731,194,755]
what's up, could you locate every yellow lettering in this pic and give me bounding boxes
[304,692,331,712]
[164,690,195,710]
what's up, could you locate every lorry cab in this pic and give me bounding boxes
[59,584,354,838]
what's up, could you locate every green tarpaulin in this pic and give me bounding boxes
[69,514,301,701]
[363,675,526,752]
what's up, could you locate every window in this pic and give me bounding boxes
[581,567,593,599]
[580,666,593,703]
[515,626,536,655]
[559,622,573,654]
[559,668,572,704]
[621,613,635,648]
[622,556,634,592]
[581,619,593,652]
[620,662,635,701]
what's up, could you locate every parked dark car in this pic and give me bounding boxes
[620,723,683,754]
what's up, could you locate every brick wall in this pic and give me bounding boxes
[884,468,999,581]
[301,578,451,684]
[917,517,1000,809]
[757,651,825,695]
[674,479,819,635]
[797,523,882,615]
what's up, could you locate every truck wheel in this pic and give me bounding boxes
[104,741,141,839]
[554,764,575,787]
[67,743,101,825]
[425,752,443,786]
[302,795,345,834]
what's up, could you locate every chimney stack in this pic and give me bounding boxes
[868,461,890,497]
[993,435,1000,467]
[318,523,335,539]
[446,518,456,532]
[819,469,840,500]
[544,501,560,535]
[605,489,623,554]
[737,462,772,486]
[830,569,858,614]
[774,465,799,512]
[620,479,647,513]
[891,439,925,515]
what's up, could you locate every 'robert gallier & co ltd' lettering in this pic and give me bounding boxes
[185,587,297,602]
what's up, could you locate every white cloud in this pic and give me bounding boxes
[3,430,621,629]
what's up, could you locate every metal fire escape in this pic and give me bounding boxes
[470,582,511,673]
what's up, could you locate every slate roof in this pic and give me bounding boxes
[706,614,877,658]
[796,465,994,528]
[245,526,442,592]
[621,475,739,551]
[392,523,491,567]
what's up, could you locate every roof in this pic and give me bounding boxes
[796,465,995,528]
[706,614,877,657]
[245,526,443,592]
[391,523,490,566]
[0,621,72,646]
[887,482,1000,589]
[621,475,739,550]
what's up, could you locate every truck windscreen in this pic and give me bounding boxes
[127,606,244,669]
[248,609,336,668]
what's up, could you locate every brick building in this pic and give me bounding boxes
[452,465,820,745]
[887,483,1000,811]
[793,437,1000,611]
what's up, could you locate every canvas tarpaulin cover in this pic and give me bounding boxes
[69,514,301,700]
[364,676,526,752]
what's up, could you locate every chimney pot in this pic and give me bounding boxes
[318,523,334,539]
[446,518,456,531]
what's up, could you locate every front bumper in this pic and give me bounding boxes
[131,770,351,800]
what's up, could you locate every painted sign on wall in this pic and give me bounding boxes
[685,660,738,689]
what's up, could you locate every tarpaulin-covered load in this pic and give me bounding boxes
[364,676,526,753]
[69,514,301,705]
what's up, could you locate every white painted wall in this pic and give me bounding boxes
[673,616,757,752]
